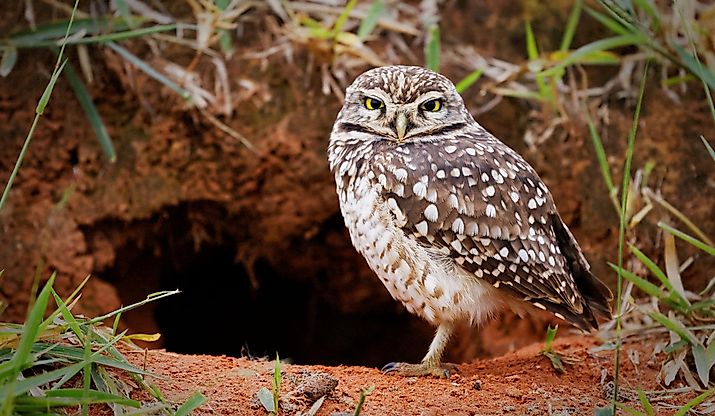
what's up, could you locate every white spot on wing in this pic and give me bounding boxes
[424,204,439,222]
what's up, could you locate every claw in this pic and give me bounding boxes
[380,362,458,378]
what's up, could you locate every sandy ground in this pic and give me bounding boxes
[121,334,690,415]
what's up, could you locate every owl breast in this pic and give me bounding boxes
[334,151,507,326]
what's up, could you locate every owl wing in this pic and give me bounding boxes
[370,131,610,330]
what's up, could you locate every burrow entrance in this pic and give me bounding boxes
[85,201,433,367]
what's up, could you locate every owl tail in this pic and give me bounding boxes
[550,213,614,331]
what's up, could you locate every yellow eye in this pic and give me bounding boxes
[421,99,443,112]
[364,97,384,110]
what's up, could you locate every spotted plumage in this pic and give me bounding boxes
[328,66,612,377]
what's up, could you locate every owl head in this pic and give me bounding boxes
[333,66,474,144]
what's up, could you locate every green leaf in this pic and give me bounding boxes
[0,47,18,77]
[357,0,384,40]
[62,59,116,162]
[455,69,483,94]
[425,24,440,72]
[175,391,206,416]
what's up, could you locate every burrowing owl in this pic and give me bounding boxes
[327,66,612,377]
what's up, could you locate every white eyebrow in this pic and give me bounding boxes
[361,88,392,103]
[414,91,444,103]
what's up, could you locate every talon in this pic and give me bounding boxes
[380,362,458,378]
[381,362,399,373]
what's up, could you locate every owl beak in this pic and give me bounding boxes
[395,112,408,142]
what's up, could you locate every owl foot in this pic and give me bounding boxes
[381,361,458,378]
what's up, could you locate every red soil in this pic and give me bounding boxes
[124,335,691,415]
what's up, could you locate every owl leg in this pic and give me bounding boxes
[382,322,456,377]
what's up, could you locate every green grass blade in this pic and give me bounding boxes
[584,6,630,36]
[14,388,140,408]
[175,391,206,416]
[333,0,358,37]
[87,290,179,324]
[674,3,715,129]
[672,45,715,91]
[541,34,644,77]
[353,384,375,416]
[658,222,715,256]
[455,69,483,94]
[12,24,179,48]
[702,136,715,163]
[525,21,539,61]
[611,60,649,413]
[114,0,135,28]
[106,42,191,101]
[273,353,281,413]
[425,24,440,72]
[0,361,86,398]
[560,0,583,52]
[357,0,384,40]
[636,386,654,416]
[11,274,56,370]
[673,387,715,416]
[585,111,616,193]
[51,291,83,340]
[37,59,67,115]
[648,310,697,345]
[608,263,674,306]
[544,325,558,351]
[9,17,142,46]
[614,402,646,416]
[627,245,677,294]
[61,59,116,162]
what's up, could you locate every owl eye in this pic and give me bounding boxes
[364,97,384,110]
[421,98,443,112]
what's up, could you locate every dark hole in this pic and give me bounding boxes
[92,202,430,367]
